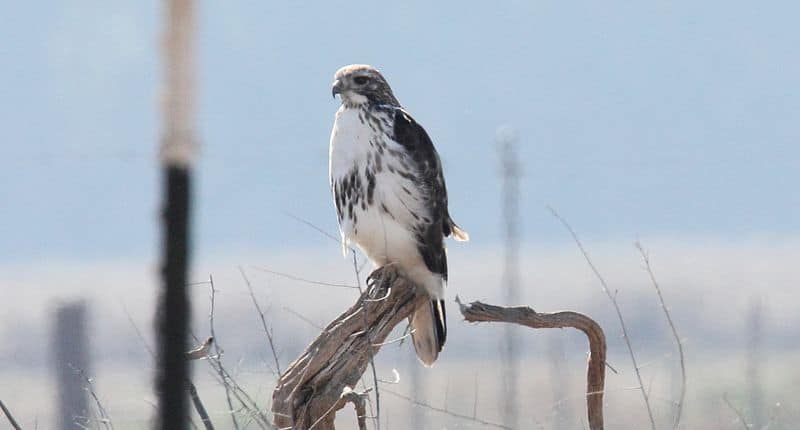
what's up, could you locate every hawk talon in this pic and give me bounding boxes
[366,266,396,298]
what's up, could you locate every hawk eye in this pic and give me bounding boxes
[353,76,369,85]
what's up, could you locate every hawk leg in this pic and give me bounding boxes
[366,265,399,299]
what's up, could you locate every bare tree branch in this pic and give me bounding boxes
[125,307,215,428]
[382,388,510,429]
[723,393,751,430]
[457,298,606,430]
[184,336,216,429]
[635,241,687,429]
[283,306,325,330]
[0,400,22,430]
[272,267,426,429]
[204,352,274,429]
[72,366,114,430]
[351,252,381,430]
[252,266,359,290]
[208,275,241,430]
[760,401,783,430]
[273,264,605,429]
[239,266,282,376]
[283,211,342,245]
[188,381,215,430]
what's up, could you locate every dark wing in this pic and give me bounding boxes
[393,109,460,281]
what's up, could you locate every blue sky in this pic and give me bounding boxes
[1,6,798,427]
[1,0,798,263]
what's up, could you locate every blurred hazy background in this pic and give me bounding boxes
[1,1,798,429]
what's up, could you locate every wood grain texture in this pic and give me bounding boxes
[272,267,425,430]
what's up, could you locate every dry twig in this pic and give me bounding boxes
[457,298,606,430]
[723,393,751,430]
[200,279,274,429]
[207,275,241,430]
[184,336,216,429]
[636,241,687,429]
[188,381,215,430]
[206,357,274,429]
[283,306,325,330]
[252,267,359,290]
[240,267,282,376]
[351,252,382,430]
[124,306,215,429]
[382,388,510,429]
[0,400,22,430]
[72,366,114,430]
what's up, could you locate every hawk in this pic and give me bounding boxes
[329,64,468,366]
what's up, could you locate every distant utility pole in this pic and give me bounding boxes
[746,297,764,429]
[53,301,91,430]
[496,126,521,428]
[157,0,197,428]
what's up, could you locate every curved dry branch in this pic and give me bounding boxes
[273,266,606,429]
[272,268,426,430]
[457,299,606,430]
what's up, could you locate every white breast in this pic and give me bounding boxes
[329,107,369,181]
[329,106,442,297]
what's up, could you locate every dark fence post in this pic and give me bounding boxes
[157,0,196,428]
[53,301,90,430]
[496,126,521,428]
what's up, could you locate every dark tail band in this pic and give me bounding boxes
[432,299,446,352]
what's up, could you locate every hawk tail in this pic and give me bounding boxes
[450,224,469,242]
[410,299,446,366]
[446,216,469,242]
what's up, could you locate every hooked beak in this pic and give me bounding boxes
[331,79,343,99]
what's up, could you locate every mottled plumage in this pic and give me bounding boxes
[329,64,468,365]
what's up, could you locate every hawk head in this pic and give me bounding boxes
[332,64,399,107]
